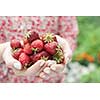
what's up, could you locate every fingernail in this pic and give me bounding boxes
[48,61,56,66]
[44,68,51,74]
[41,74,49,80]
[51,65,56,71]
[48,62,52,66]
[42,75,46,78]
[14,62,21,70]
[40,73,46,78]
[40,61,45,67]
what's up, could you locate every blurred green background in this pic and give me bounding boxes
[71,16,100,83]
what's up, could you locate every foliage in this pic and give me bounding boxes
[72,17,100,65]
[80,67,100,83]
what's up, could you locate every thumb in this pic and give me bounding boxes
[56,35,72,64]
[25,60,45,76]
[3,44,22,70]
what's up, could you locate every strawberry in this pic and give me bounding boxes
[31,39,44,53]
[19,53,31,67]
[23,43,33,55]
[12,48,23,60]
[44,41,58,55]
[53,45,64,64]
[31,51,50,63]
[25,31,39,43]
[10,39,21,49]
[23,38,28,45]
[40,33,57,43]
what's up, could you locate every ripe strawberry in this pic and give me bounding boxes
[31,51,50,63]
[19,53,31,67]
[40,33,57,43]
[23,43,33,55]
[25,31,39,43]
[10,39,21,49]
[31,39,44,53]
[12,48,23,60]
[23,38,28,45]
[44,41,58,55]
[53,45,64,64]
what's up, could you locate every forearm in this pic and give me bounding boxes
[0,42,10,62]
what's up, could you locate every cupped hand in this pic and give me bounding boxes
[2,35,72,83]
[38,35,72,82]
[2,42,45,76]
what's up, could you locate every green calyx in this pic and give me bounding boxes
[12,48,18,52]
[25,31,31,39]
[53,45,64,63]
[32,48,38,54]
[41,56,48,61]
[44,33,54,43]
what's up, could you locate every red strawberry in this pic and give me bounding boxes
[19,53,31,67]
[23,38,28,45]
[31,51,50,63]
[12,48,23,60]
[10,39,21,49]
[31,39,44,53]
[44,41,58,55]
[23,43,33,55]
[25,31,39,43]
[40,33,57,43]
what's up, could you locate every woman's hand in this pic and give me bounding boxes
[2,42,45,76]
[38,35,72,82]
[2,34,72,83]
[37,60,65,82]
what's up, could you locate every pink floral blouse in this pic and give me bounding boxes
[0,16,78,82]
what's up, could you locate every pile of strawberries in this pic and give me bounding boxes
[10,31,64,70]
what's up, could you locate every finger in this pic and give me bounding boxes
[39,72,50,80]
[35,61,48,76]
[43,67,57,78]
[64,49,72,64]
[3,46,22,70]
[16,60,45,76]
[55,35,72,64]
[25,60,45,76]
[43,60,56,75]
[50,64,65,73]
[36,60,56,75]
[46,60,56,67]
[43,67,51,74]
[48,70,57,77]
[42,60,56,74]
[55,35,66,48]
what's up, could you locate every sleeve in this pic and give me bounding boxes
[57,16,79,52]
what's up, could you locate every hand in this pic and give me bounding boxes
[2,42,45,76]
[37,60,65,82]
[38,35,72,82]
